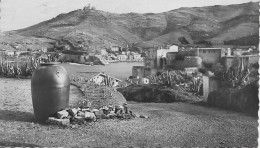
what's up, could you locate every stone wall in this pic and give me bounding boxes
[166,56,202,70]
[132,66,161,78]
[207,82,259,116]
[203,76,221,102]
[132,66,145,78]
[60,54,83,63]
[195,48,222,64]
[221,55,259,71]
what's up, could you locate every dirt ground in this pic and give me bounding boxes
[0,78,258,147]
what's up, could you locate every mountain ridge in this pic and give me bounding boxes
[12,2,259,50]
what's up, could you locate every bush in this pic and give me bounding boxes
[175,54,185,60]
[208,82,259,116]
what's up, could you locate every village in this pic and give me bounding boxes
[1,41,259,103]
[129,44,259,101]
[0,40,144,66]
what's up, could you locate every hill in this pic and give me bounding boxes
[9,2,260,50]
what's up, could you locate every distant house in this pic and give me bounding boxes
[64,45,70,50]
[0,49,6,55]
[117,54,128,61]
[145,45,179,69]
[128,54,134,61]
[195,48,224,65]
[5,50,15,56]
[90,73,122,87]
[132,53,143,61]
[41,47,48,53]
[129,77,150,85]
[110,46,121,52]
[100,49,108,55]
[13,44,22,49]
[166,44,179,52]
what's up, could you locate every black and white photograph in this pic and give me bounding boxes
[0,0,259,147]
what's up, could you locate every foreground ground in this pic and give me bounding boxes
[0,78,258,147]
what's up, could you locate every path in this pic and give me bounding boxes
[0,78,257,147]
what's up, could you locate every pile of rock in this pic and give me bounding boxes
[46,103,148,126]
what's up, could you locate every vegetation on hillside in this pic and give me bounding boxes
[11,2,259,50]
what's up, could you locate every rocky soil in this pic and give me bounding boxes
[0,78,258,147]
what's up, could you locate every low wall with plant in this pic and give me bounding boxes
[206,57,259,116]
[207,81,258,116]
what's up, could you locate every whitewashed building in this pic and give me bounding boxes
[90,73,122,87]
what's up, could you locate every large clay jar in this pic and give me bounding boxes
[31,62,70,122]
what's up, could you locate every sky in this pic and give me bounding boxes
[1,0,259,31]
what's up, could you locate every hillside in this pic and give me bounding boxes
[10,2,260,50]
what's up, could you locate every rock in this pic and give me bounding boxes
[116,113,124,119]
[82,108,90,112]
[91,109,99,113]
[94,110,104,119]
[101,106,109,110]
[72,116,85,125]
[84,112,96,121]
[140,115,149,118]
[77,111,85,118]
[70,125,77,129]
[108,105,114,112]
[57,110,69,119]
[107,112,116,119]
[124,114,132,119]
[115,105,124,110]
[135,113,140,118]
[67,108,78,117]
[123,105,129,114]
[46,117,70,126]
[115,105,124,114]
[101,114,110,119]
[101,106,110,114]
[132,113,140,118]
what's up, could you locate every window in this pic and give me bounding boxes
[203,50,206,53]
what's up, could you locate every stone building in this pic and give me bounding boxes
[144,45,179,69]
[194,48,224,65]
[117,54,128,61]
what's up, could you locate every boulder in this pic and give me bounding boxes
[46,117,70,126]
[140,115,149,118]
[94,110,104,119]
[72,116,85,125]
[67,108,78,117]
[77,111,85,118]
[107,112,116,119]
[84,112,96,121]
[57,110,69,119]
